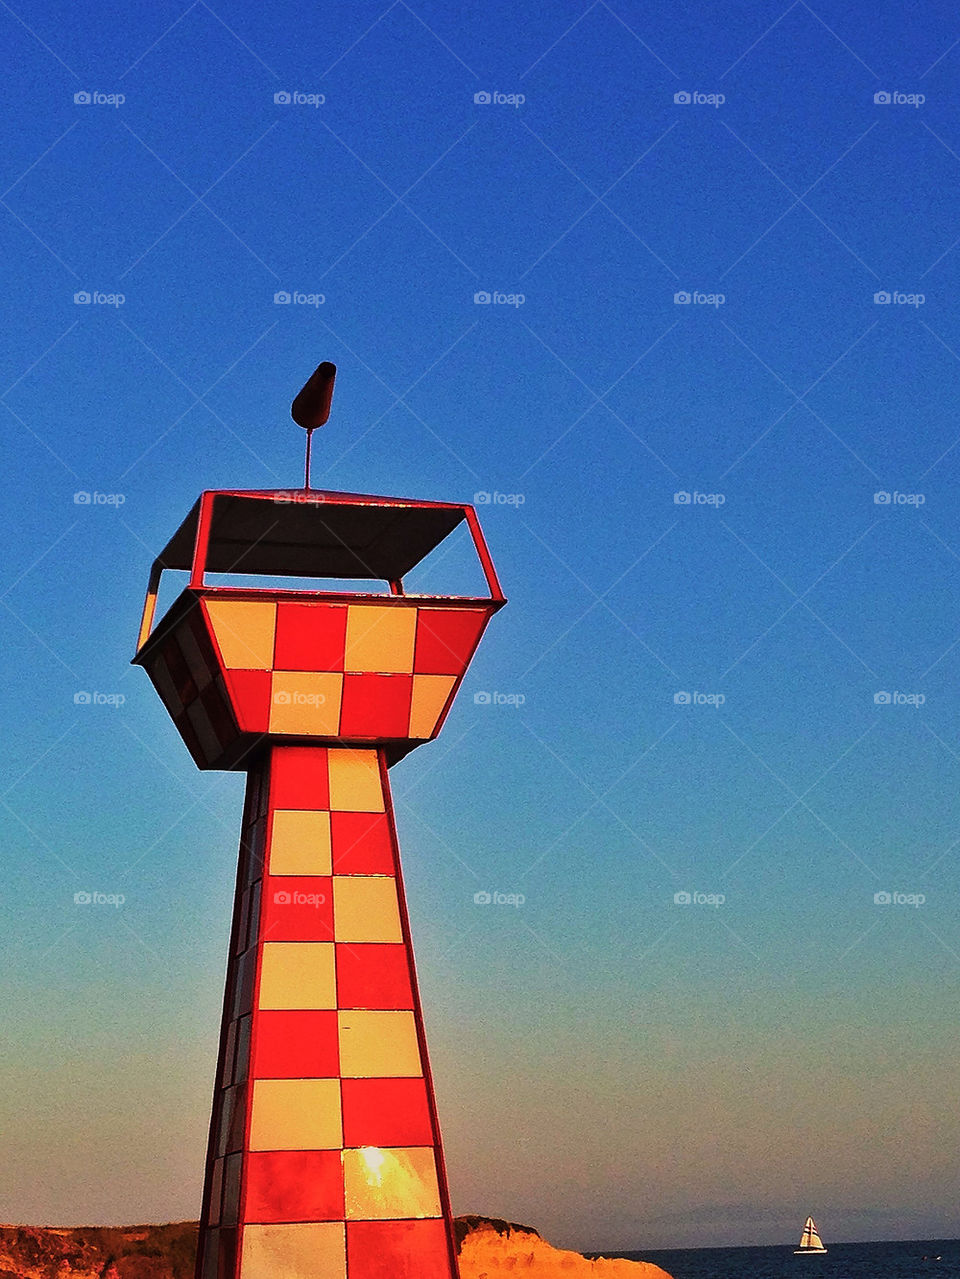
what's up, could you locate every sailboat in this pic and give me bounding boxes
[794,1216,827,1255]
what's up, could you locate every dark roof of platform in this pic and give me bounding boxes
[157,489,469,581]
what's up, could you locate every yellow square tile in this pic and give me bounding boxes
[327,749,384,812]
[249,1078,342,1151]
[270,672,343,735]
[258,942,336,1010]
[240,1222,346,1279]
[408,674,458,738]
[338,1010,422,1078]
[345,604,417,673]
[205,600,277,669]
[333,877,402,944]
[342,1146,441,1220]
[269,809,332,876]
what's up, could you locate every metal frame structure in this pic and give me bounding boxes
[136,488,505,654]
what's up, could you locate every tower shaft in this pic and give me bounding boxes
[198,743,459,1279]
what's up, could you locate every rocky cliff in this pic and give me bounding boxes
[0,1217,672,1279]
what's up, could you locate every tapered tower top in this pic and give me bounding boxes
[132,365,505,771]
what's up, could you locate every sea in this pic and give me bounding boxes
[605,1241,960,1279]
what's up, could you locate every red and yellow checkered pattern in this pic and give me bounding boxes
[198,744,459,1279]
[144,594,490,770]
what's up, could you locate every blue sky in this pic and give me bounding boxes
[2,0,960,1254]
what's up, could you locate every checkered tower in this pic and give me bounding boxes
[133,487,504,1279]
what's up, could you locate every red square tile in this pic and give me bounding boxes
[224,669,272,732]
[413,609,486,675]
[336,943,413,1010]
[341,1077,434,1147]
[250,1009,339,1078]
[340,673,413,739]
[331,811,395,875]
[260,876,333,942]
[347,1219,452,1277]
[244,1149,344,1223]
[269,746,329,809]
[275,601,348,671]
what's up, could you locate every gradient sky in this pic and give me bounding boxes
[2,0,960,1255]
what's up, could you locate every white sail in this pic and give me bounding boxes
[795,1215,827,1253]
